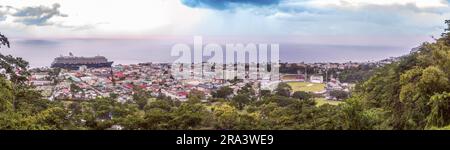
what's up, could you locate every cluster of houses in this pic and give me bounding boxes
[26,59,364,103]
[282,62,361,70]
[29,63,262,102]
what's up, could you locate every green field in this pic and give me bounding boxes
[287,82,325,92]
[315,98,343,106]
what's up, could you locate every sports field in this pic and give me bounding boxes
[287,81,325,92]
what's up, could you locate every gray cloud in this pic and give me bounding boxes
[0,3,68,26]
[11,3,68,26]
[0,3,98,30]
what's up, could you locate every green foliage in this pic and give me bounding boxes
[212,103,240,129]
[292,91,312,100]
[187,89,204,104]
[338,67,375,83]
[238,83,255,96]
[141,108,172,129]
[0,77,14,112]
[260,90,271,97]
[275,82,292,97]
[169,103,211,129]
[133,87,152,109]
[329,90,349,100]
[0,54,30,85]
[231,93,251,110]
[342,20,450,130]
[427,92,450,128]
[212,86,233,99]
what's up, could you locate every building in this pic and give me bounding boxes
[281,74,305,82]
[310,75,324,83]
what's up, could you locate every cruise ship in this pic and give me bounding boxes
[51,53,114,70]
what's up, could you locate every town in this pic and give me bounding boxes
[27,54,400,106]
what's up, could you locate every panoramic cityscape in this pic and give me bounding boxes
[29,52,398,104]
[1,0,450,136]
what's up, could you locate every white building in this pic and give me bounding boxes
[310,75,324,83]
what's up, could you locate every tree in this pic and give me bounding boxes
[340,97,386,130]
[0,77,14,112]
[169,103,211,129]
[309,104,344,130]
[238,83,255,96]
[264,95,299,107]
[292,91,312,101]
[30,107,71,130]
[141,108,172,130]
[274,82,292,97]
[236,112,262,130]
[1,33,31,112]
[0,54,30,85]
[133,87,151,110]
[0,111,29,129]
[427,92,450,128]
[0,33,9,48]
[338,20,450,130]
[74,98,116,129]
[212,103,239,129]
[212,86,233,99]
[260,90,271,97]
[145,99,173,112]
[187,89,205,104]
[329,90,348,100]
[418,66,449,95]
[232,93,251,110]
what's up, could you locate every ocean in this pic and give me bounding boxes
[1,37,417,68]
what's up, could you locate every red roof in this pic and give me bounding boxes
[124,83,134,89]
[114,72,125,78]
[139,84,147,89]
[177,91,188,96]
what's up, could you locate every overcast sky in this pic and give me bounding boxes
[0,0,449,66]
